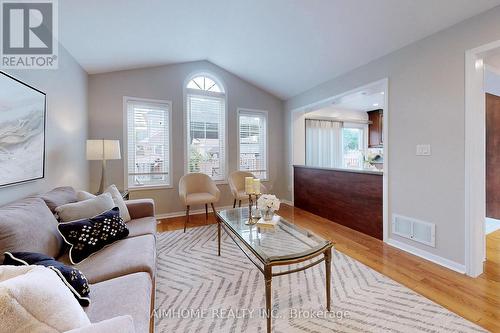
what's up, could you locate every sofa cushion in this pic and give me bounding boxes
[56,193,115,222]
[86,273,151,333]
[65,316,135,333]
[127,217,157,238]
[3,251,90,306]
[0,197,63,263]
[41,186,78,213]
[0,265,90,333]
[58,234,156,283]
[58,207,129,265]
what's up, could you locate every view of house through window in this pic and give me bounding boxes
[342,127,364,168]
[238,110,267,179]
[126,98,171,188]
[186,75,226,180]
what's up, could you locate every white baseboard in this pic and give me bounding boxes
[156,205,235,220]
[387,238,466,274]
[281,199,294,206]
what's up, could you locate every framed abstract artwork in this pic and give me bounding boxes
[0,72,46,187]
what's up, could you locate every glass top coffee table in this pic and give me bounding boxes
[215,207,333,333]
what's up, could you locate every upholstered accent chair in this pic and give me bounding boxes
[228,171,267,208]
[179,173,221,232]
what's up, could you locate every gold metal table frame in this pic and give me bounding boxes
[215,209,333,333]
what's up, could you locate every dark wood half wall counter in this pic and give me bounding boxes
[293,165,383,240]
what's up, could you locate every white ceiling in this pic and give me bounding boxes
[308,86,385,120]
[331,89,385,112]
[59,0,500,99]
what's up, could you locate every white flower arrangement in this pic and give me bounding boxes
[257,194,280,211]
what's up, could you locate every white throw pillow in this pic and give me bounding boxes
[0,265,90,333]
[76,191,95,202]
[103,185,131,222]
[56,193,115,222]
[75,186,131,223]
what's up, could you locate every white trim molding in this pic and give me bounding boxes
[156,201,295,220]
[387,238,466,274]
[464,39,500,277]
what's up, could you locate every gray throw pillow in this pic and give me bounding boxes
[41,187,78,213]
[55,193,115,222]
[0,198,64,261]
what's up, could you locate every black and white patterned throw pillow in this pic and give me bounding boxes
[58,207,129,265]
[3,251,91,306]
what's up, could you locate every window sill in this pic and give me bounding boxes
[128,185,174,191]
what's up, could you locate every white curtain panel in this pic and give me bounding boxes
[305,119,342,168]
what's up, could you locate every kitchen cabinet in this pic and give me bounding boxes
[368,109,383,147]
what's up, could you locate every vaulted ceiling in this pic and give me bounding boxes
[59,0,500,99]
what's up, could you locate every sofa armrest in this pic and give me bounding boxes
[125,199,155,220]
[65,315,135,333]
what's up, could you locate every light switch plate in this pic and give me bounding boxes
[416,144,431,156]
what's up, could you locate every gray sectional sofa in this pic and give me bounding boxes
[0,187,157,332]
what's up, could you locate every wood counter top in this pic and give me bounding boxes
[294,164,383,175]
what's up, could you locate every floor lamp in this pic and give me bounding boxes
[87,139,121,194]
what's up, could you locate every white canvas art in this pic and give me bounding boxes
[0,72,46,186]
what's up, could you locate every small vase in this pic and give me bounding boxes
[260,207,275,221]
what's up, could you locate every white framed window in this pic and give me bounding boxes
[238,109,268,180]
[185,74,226,181]
[124,97,172,189]
[342,122,368,169]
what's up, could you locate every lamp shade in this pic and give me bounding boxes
[86,140,121,160]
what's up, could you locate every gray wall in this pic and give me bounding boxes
[284,7,500,266]
[88,60,285,216]
[0,46,89,206]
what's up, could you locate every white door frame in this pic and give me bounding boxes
[464,40,500,277]
[289,78,390,242]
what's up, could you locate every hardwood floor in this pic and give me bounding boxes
[157,204,500,332]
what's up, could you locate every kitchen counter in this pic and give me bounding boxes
[293,165,383,239]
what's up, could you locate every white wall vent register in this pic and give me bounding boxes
[392,214,436,247]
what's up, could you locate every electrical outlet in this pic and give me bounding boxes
[416,144,431,156]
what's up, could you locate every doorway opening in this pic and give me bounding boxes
[465,40,500,277]
[290,79,389,241]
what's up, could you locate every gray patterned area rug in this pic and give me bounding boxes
[154,225,486,333]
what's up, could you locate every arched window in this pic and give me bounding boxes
[185,74,226,180]
[186,75,223,93]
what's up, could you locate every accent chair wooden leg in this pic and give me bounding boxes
[233,199,236,208]
[205,204,208,220]
[184,206,190,233]
[238,200,242,207]
[210,203,217,217]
